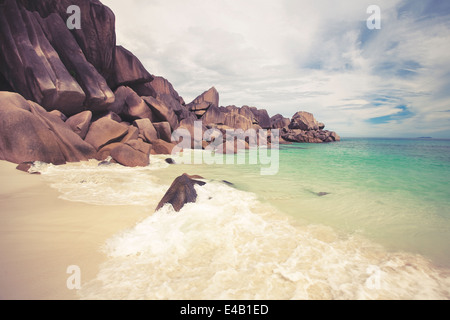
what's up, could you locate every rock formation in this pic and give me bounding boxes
[0,0,340,170]
[281,112,340,143]
[156,174,206,212]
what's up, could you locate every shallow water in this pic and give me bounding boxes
[34,138,450,299]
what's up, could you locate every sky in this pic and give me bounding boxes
[103,0,450,138]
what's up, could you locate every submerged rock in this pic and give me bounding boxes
[156,173,206,212]
[165,158,176,164]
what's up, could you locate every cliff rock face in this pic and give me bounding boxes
[0,0,86,114]
[20,0,117,85]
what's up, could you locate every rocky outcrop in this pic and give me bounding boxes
[151,139,176,155]
[153,122,172,143]
[110,140,151,167]
[289,111,320,131]
[85,117,128,150]
[146,76,188,121]
[0,0,341,169]
[113,46,153,87]
[133,119,158,143]
[250,107,271,129]
[282,112,340,143]
[223,112,254,131]
[187,87,219,117]
[143,96,179,130]
[66,111,93,139]
[39,12,114,114]
[202,105,226,126]
[271,114,290,129]
[108,86,153,121]
[0,0,86,114]
[156,173,206,212]
[21,0,118,86]
[0,92,96,165]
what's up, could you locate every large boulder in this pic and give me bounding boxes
[109,86,153,121]
[289,111,320,131]
[202,105,226,125]
[85,117,128,150]
[223,112,253,131]
[120,126,140,144]
[66,111,92,139]
[0,92,96,164]
[110,142,150,167]
[133,118,158,143]
[281,128,340,143]
[249,107,271,129]
[143,96,179,130]
[145,76,191,122]
[113,46,153,87]
[155,173,206,212]
[0,0,86,114]
[151,139,176,155]
[153,122,172,143]
[187,87,219,117]
[271,114,291,129]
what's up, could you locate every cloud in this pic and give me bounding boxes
[103,0,450,138]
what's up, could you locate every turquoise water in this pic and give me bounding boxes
[37,138,450,299]
[269,138,450,267]
[153,138,450,267]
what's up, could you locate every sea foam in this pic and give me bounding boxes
[78,181,450,300]
[35,160,450,300]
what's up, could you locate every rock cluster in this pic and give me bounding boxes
[281,112,340,143]
[0,0,340,169]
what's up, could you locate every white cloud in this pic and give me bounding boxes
[103,0,450,138]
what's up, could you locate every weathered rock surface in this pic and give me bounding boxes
[109,86,152,121]
[110,142,150,167]
[39,12,114,114]
[281,112,340,143]
[21,0,118,85]
[224,112,254,131]
[271,114,290,129]
[66,111,92,139]
[151,139,176,155]
[0,92,96,164]
[145,76,188,122]
[85,117,128,150]
[155,173,206,212]
[153,122,173,143]
[143,96,179,130]
[187,87,219,117]
[250,107,271,129]
[133,119,158,143]
[202,105,226,126]
[0,0,86,114]
[113,46,153,87]
[289,111,320,131]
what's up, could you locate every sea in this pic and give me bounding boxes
[34,138,450,300]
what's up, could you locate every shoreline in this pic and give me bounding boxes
[0,160,149,300]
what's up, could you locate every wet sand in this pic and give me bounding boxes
[0,161,149,300]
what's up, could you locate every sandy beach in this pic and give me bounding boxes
[0,160,149,300]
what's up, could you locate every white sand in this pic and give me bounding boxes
[0,161,149,300]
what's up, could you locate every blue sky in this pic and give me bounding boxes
[104,0,450,138]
